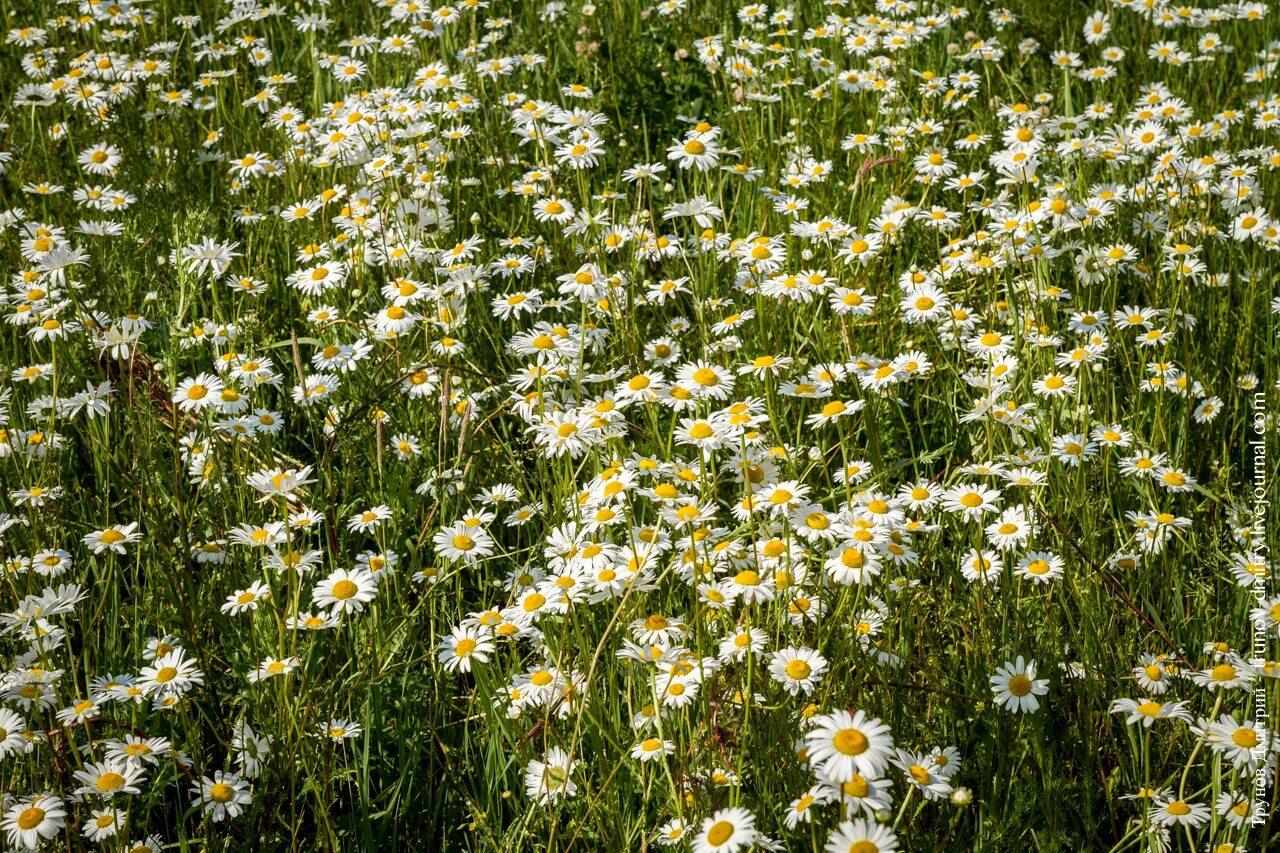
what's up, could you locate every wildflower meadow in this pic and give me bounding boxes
[0,0,1276,849]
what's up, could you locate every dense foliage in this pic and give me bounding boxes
[0,0,1276,850]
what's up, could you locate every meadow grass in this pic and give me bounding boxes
[0,0,1276,850]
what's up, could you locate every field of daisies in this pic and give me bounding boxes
[1,0,1280,850]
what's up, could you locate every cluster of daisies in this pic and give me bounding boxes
[0,0,1276,849]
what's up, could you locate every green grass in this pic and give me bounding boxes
[0,0,1276,851]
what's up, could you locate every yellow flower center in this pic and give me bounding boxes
[785,659,812,680]
[705,821,733,845]
[833,727,869,755]
[1232,728,1258,748]
[841,549,865,569]
[96,772,126,791]
[843,775,870,798]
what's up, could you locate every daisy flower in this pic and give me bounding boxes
[2,795,66,850]
[524,747,579,804]
[347,505,392,533]
[190,772,251,822]
[172,373,224,412]
[1148,796,1209,828]
[805,709,895,782]
[439,625,495,673]
[1015,552,1065,584]
[82,522,142,555]
[630,737,675,762]
[319,719,363,742]
[769,647,828,696]
[942,484,1002,520]
[990,656,1048,713]
[693,806,755,853]
[824,818,898,853]
[312,568,378,615]
[667,129,721,171]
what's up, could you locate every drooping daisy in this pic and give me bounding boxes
[1197,714,1271,769]
[1189,655,1256,691]
[524,747,579,804]
[1108,697,1191,728]
[248,657,300,684]
[893,749,954,801]
[1148,796,1210,828]
[81,808,124,843]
